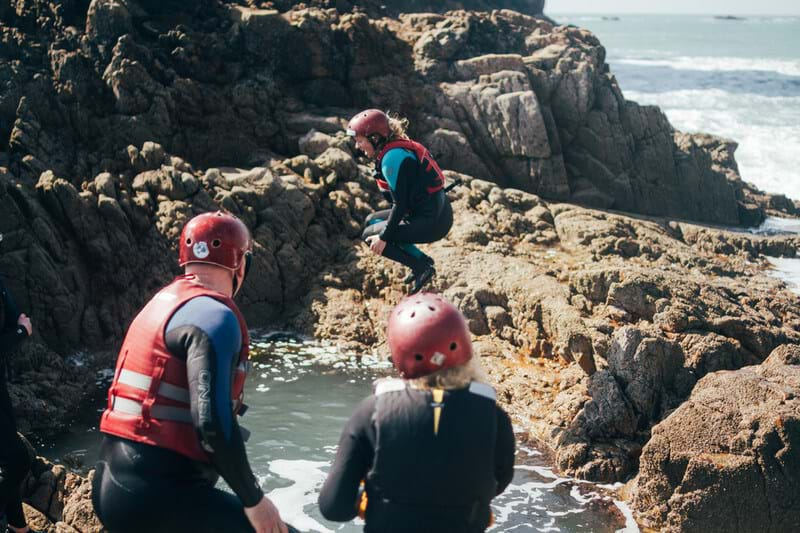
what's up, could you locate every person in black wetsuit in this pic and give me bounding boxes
[91,212,291,533]
[347,109,454,294]
[0,269,38,533]
[318,293,516,532]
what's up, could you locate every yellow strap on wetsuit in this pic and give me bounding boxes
[358,388,496,526]
[432,388,444,435]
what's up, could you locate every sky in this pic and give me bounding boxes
[546,0,800,16]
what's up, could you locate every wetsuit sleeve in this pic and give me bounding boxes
[165,296,264,507]
[318,395,376,521]
[494,406,516,495]
[372,167,394,204]
[0,327,28,357]
[0,280,28,357]
[379,151,418,242]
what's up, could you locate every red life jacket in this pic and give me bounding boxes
[376,139,445,195]
[99,274,250,463]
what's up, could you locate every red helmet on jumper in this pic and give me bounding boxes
[346,109,391,141]
[178,211,252,271]
[387,293,473,379]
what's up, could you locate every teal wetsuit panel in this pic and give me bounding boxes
[379,148,424,257]
[381,148,417,192]
[366,217,424,258]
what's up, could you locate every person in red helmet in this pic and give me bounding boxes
[347,109,454,294]
[91,212,291,533]
[318,293,516,532]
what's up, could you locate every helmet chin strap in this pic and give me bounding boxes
[232,252,252,296]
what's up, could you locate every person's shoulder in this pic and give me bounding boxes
[169,295,240,336]
[468,381,496,401]
[381,148,417,183]
[383,146,417,162]
[373,377,406,396]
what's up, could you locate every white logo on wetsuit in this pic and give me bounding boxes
[193,241,210,259]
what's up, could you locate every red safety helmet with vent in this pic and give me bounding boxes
[346,109,391,141]
[387,293,473,379]
[178,211,252,271]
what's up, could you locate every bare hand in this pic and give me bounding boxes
[244,496,288,533]
[17,313,32,336]
[366,235,387,256]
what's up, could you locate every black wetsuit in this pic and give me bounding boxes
[362,147,453,275]
[0,277,31,530]
[318,379,516,533]
[92,296,264,533]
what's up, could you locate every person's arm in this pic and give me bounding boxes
[494,407,516,495]
[318,395,376,521]
[165,297,264,507]
[0,325,28,357]
[379,151,417,242]
[0,280,28,357]
[372,168,394,204]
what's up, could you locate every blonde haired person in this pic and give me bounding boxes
[319,293,516,532]
[347,109,454,294]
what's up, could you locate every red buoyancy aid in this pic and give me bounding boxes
[377,139,445,195]
[99,274,250,463]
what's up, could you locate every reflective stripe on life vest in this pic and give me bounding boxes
[110,395,194,424]
[118,369,191,404]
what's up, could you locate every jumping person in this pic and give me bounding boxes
[347,109,454,294]
[91,212,290,533]
[0,267,39,533]
[318,293,516,532]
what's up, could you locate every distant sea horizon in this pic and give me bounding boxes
[548,13,800,203]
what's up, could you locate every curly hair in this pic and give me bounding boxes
[409,355,489,391]
[386,112,410,141]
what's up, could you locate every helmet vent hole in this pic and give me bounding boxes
[450,342,457,351]
[212,239,221,248]
[185,238,192,245]
[410,311,416,318]
[414,353,424,361]
[428,306,435,312]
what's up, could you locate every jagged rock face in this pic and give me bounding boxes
[629,344,800,532]
[0,1,770,225]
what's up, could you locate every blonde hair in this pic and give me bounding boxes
[387,112,410,140]
[409,356,489,391]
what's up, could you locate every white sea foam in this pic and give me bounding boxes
[767,257,800,295]
[264,459,334,533]
[614,500,640,533]
[749,217,800,235]
[623,89,800,200]
[616,56,800,77]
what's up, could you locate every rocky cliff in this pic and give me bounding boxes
[2,0,779,226]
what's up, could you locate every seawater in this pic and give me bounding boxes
[42,336,634,532]
[551,14,800,201]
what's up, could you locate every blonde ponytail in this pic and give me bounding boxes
[386,112,410,140]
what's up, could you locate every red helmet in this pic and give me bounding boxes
[346,109,390,140]
[178,211,252,270]
[387,293,473,379]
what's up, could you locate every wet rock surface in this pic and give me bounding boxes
[1,2,799,531]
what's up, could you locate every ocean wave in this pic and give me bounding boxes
[624,88,800,201]
[616,56,800,77]
[768,257,800,295]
